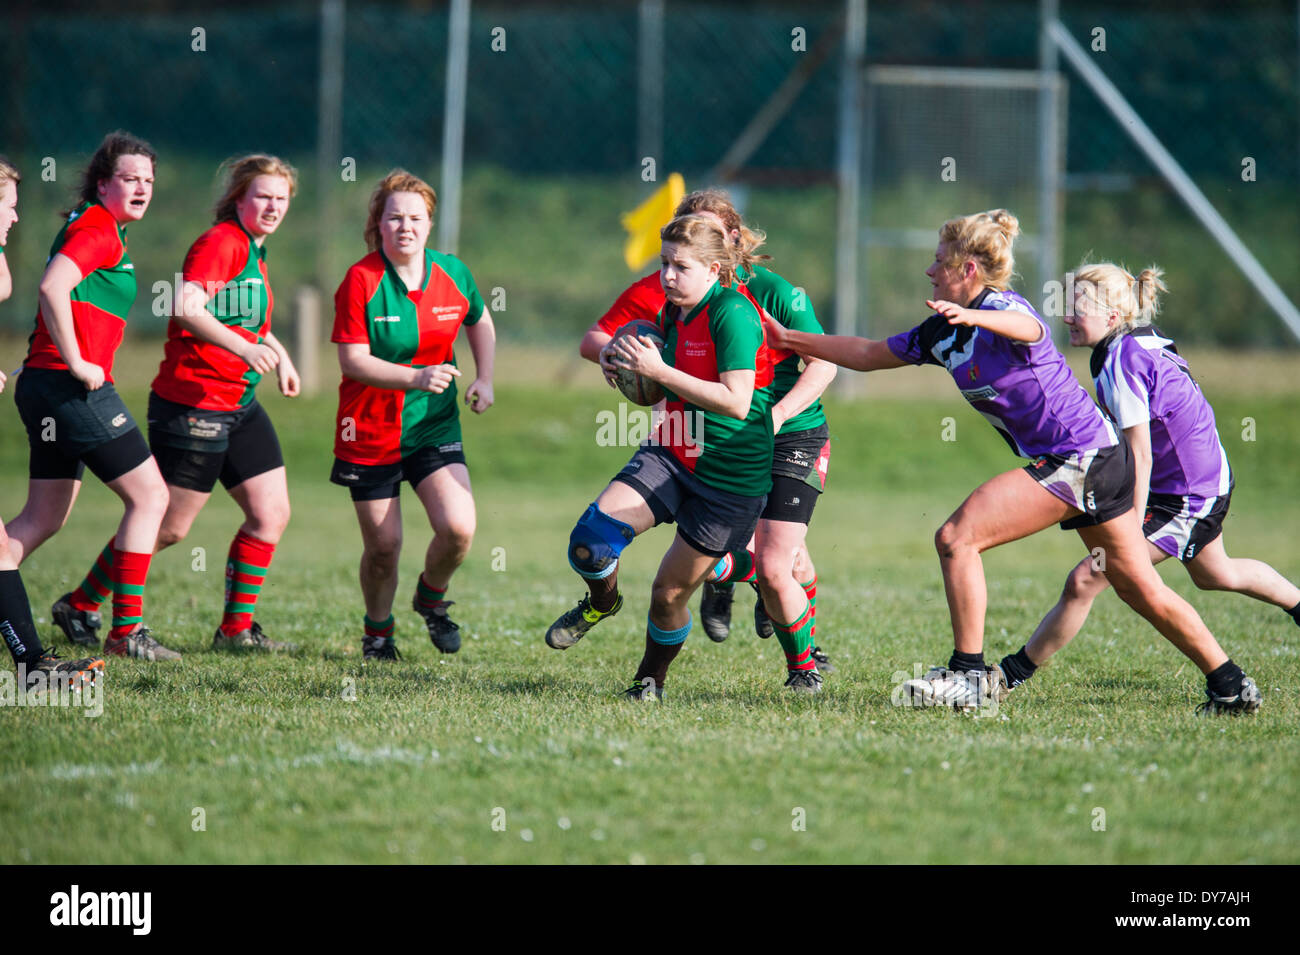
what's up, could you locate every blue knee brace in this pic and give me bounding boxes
[568,503,635,580]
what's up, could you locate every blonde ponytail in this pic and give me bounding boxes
[1074,262,1167,335]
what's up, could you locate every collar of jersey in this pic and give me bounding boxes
[231,218,268,260]
[672,280,722,327]
[379,247,433,293]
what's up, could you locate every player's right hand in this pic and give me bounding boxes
[760,313,788,349]
[0,369,7,395]
[70,360,106,391]
[241,342,281,375]
[413,364,461,393]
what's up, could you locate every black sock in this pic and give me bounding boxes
[1288,601,1300,628]
[948,649,985,673]
[0,569,45,665]
[635,632,684,686]
[999,646,1038,687]
[588,575,620,614]
[1206,659,1245,699]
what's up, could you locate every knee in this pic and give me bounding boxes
[364,537,402,576]
[438,517,475,557]
[1188,563,1231,592]
[568,503,633,579]
[756,561,788,596]
[155,525,185,551]
[934,520,968,559]
[1063,560,1105,602]
[792,546,813,581]
[21,508,65,547]
[248,500,291,543]
[650,579,688,614]
[133,476,170,517]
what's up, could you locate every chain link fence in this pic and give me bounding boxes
[1,0,1297,345]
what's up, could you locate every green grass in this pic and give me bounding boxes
[1,344,1298,864]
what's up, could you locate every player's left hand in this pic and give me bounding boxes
[927,299,977,326]
[610,334,664,380]
[278,358,302,397]
[0,369,7,396]
[771,404,788,434]
[465,378,494,413]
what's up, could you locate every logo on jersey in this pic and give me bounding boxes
[968,362,980,381]
[111,414,127,428]
[374,315,402,323]
[959,385,998,402]
[430,305,463,322]
[684,340,709,358]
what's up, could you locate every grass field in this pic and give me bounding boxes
[1,342,1298,864]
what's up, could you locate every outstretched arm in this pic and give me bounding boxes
[927,298,1044,344]
[765,314,907,372]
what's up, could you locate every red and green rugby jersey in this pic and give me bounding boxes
[26,202,135,382]
[152,220,274,410]
[736,264,828,434]
[596,272,664,336]
[332,248,484,465]
[653,281,775,497]
[599,270,828,433]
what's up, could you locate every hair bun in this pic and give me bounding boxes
[988,209,1020,240]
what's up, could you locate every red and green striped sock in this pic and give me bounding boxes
[713,548,755,586]
[773,599,816,672]
[108,548,152,640]
[69,539,115,611]
[364,614,395,639]
[221,531,277,637]
[800,575,818,639]
[415,574,446,611]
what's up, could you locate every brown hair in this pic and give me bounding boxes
[364,169,437,252]
[213,154,298,224]
[660,213,743,288]
[674,188,769,273]
[0,155,20,188]
[1074,262,1167,336]
[70,130,157,219]
[938,208,1020,290]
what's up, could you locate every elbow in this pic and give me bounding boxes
[727,396,752,420]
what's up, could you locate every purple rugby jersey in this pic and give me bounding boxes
[1091,327,1231,500]
[886,288,1118,458]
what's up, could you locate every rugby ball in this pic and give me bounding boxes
[610,320,666,406]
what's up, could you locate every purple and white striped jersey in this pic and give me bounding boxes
[1091,327,1231,499]
[886,289,1118,458]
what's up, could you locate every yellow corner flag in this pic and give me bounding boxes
[620,173,685,271]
